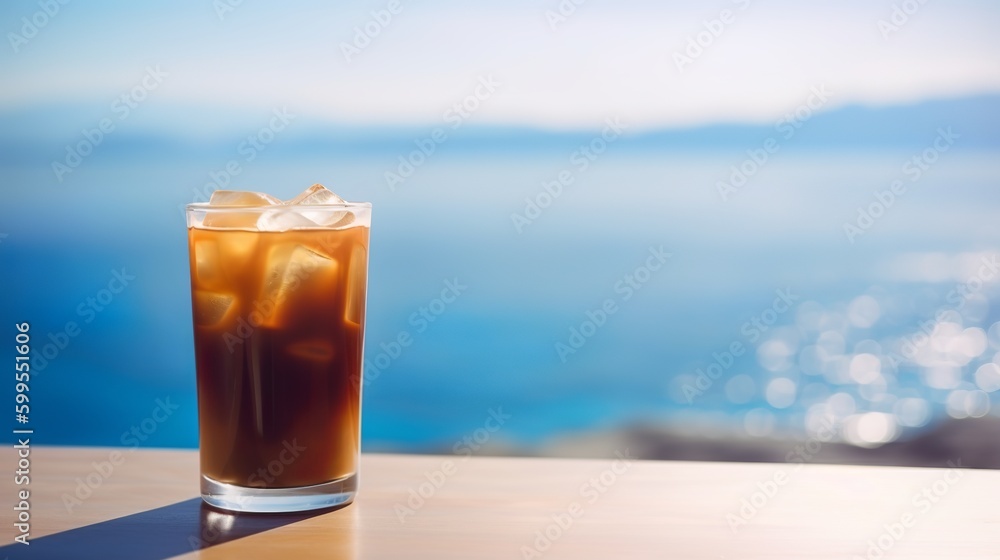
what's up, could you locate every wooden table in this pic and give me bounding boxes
[0,447,995,559]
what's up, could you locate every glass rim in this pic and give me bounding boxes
[186,201,372,212]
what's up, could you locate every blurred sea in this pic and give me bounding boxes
[1,96,999,457]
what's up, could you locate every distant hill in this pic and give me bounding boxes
[1,93,998,163]
[626,93,1000,150]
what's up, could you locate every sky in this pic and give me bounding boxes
[1,0,999,130]
[1,0,999,455]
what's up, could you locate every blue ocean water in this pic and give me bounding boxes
[2,140,999,453]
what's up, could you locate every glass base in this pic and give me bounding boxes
[201,473,357,513]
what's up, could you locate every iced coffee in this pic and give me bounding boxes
[186,185,370,512]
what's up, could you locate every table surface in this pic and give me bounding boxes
[0,446,996,559]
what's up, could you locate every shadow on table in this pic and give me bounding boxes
[0,498,339,559]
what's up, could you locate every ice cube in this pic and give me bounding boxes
[285,184,354,228]
[256,208,318,232]
[287,184,344,205]
[345,244,368,325]
[203,191,279,229]
[322,212,354,228]
[287,339,336,362]
[217,230,259,270]
[209,190,281,206]
[194,240,222,287]
[203,211,259,230]
[192,291,235,327]
[258,244,339,327]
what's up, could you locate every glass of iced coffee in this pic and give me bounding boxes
[186,185,370,513]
